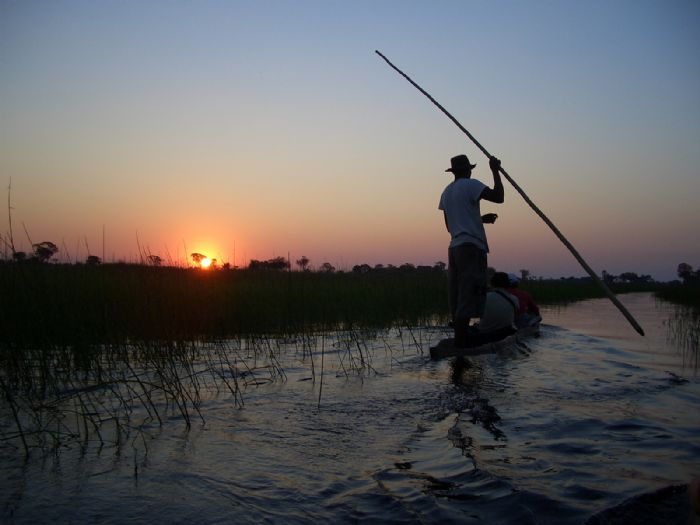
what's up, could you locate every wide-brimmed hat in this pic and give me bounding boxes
[445,154,476,173]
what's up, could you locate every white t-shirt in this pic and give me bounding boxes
[478,289,519,333]
[438,178,488,252]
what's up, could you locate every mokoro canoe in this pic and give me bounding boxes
[429,324,540,360]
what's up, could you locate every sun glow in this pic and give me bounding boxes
[190,252,216,269]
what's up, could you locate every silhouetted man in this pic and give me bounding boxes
[477,271,519,337]
[439,154,504,347]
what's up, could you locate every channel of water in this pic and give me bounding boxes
[1,292,698,524]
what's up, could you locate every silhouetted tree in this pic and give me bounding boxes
[520,269,530,281]
[267,256,289,270]
[191,252,207,266]
[12,251,27,262]
[86,255,102,265]
[249,257,290,271]
[619,272,638,283]
[352,264,371,274]
[602,270,616,284]
[319,262,335,273]
[148,254,162,267]
[296,256,310,272]
[677,263,696,284]
[33,241,58,263]
[433,261,446,271]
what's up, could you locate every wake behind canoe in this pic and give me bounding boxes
[430,324,540,359]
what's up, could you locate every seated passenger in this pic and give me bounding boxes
[476,272,520,340]
[505,273,542,328]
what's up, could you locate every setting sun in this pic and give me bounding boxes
[190,252,216,269]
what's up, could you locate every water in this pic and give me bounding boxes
[2,293,699,524]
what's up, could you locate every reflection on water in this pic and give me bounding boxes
[542,292,699,373]
[1,293,698,524]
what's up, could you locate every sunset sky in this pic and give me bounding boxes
[2,1,698,280]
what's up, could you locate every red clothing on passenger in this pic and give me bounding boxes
[506,287,540,317]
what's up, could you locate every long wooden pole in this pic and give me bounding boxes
[375,50,645,336]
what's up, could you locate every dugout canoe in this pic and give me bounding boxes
[429,324,540,360]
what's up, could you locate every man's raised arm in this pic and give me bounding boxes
[480,156,504,204]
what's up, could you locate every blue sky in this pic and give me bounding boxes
[1,1,699,280]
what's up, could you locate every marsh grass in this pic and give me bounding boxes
[664,304,700,369]
[654,282,700,308]
[0,262,448,343]
[0,262,450,455]
[0,261,668,455]
[519,279,660,305]
[0,339,246,456]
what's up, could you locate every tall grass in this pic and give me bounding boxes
[0,262,449,455]
[654,282,700,308]
[655,283,700,369]
[1,262,667,345]
[519,279,660,305]
[0,261,673,455]
[0,262,449,344]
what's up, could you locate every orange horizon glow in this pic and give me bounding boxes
[2,2,698,284]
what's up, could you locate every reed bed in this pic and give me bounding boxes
[654,282,700,308]
[520,279,660,305]
[0,339,249,456]
[665,306,700,369]
[0,261,677,456]
[0,262,448,455]
[0,262,448,343]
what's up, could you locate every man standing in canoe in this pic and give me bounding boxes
[439,154,504,347]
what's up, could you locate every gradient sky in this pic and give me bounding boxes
[1,0,698,280]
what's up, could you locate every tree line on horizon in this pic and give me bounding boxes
[2,239,697,285]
